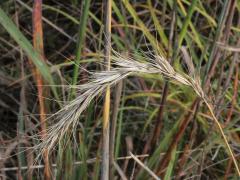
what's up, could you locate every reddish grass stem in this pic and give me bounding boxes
[32,0,50,179]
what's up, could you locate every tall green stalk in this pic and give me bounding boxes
[71,0,91,98]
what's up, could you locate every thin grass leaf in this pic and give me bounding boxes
[163,147,177,180]
[177,0,200,49]
[71,0,91,97]
[0,7,60,102]
[122,0,166,57]
[147,0,168,48]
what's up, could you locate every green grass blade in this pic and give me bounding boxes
[75,131,88,180]
[115,88,125,158]
[178,0,198,48]
[71,0,91,97]
[147,0,168,49]
[163,147,177,180]
[0,7,60,102]
[122,0,166,57]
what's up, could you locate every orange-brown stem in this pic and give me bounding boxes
[32,0,50,179]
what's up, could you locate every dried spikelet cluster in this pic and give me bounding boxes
[37,51,200,151]
[35,50,239,175]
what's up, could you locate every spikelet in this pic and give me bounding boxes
[35,50,239,175]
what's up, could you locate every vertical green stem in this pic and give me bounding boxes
[71,0,91,98]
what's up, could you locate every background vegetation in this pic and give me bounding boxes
[0,0,240,179]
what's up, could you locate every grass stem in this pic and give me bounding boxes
[101,0,112,179]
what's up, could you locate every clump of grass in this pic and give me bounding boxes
[36,49,240,175]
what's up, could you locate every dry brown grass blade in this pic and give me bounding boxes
[180,46,195,76]
[129,152,160,180]
[0,154,149,172]
[156,100,198,177]
[216,42,240,52]
[176,120,197,179]
[123,136,134,174]
[32,0,50,179]
[225,50,239,126]
[113,161,128,180]
[175,144,190,180]
[110,81,123,178]
[224,158,233,180]
[0,140,28,169]
[203,100,240,176]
